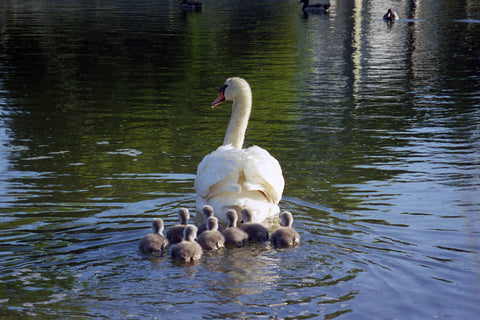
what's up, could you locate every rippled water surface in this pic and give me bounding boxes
[1,0,479,319]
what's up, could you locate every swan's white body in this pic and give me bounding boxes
[195,77,284,223]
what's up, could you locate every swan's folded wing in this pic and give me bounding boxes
[196,145,284,204]
[243,146,284,204]
[195,145,243,199]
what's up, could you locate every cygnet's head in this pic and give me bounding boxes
[202,205,214,219]
[226,209,238,227]
[183,224,198,242]
[206,216,219,231]
[178,208,190,224]
[280,211,294,228]
[241,208,254,223]
[152,218,165,234]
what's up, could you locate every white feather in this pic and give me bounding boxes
[195,144,284,222]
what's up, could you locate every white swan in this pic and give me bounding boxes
[195,77,284,223]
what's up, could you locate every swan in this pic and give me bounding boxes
[139,218,169,253]
[240,208,269,242]
[166,208,190,244]
[170,225,203,263]
[197,216,225,250]
[222,209,249,247]
[383,8,399,21]
[299,0,331,13]
[270,211,300,248]
[195,77,285,224]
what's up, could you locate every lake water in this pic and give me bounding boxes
[1,0,479,319]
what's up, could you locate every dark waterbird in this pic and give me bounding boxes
[383,8,399,21]
[299,0,330,13]
[180,0,203,12]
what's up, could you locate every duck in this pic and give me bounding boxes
[222,209,249,247]
[383,8,399,21]
[195,77,285,224]
[170,225,203,263]
[239,208,269,242]
[197,216,225,250]
[270,211,300,248]
[180,0,203,11]
[138,218,169,254]
[166,208,190,244]
[197,205,222,235]
[299,0,330,13]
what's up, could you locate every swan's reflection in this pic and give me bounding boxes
[203,245,280,298]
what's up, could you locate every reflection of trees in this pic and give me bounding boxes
[0,1,206,206]
[0,1,306,235]
[0,0,478,214]
[285,0,416,211]
[0,1,299,194]
[286,0,480,212]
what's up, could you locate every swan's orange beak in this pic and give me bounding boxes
[211,84,228,108]
[212,93,225,108]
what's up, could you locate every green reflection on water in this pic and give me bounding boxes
[1,1,479,318]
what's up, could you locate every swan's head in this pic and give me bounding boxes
[212,77,251,108]
[152,218,165,234]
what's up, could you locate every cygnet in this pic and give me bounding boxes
[222,209,248,247]
[240,209,269,242]
[139,218,169,253]
[170,224,203,263]
[270,211,300,248]
[198,216,225,250]
[166,208,190,244]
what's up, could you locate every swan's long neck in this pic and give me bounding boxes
[223,85,252,149]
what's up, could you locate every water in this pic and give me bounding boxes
[1,0,479,319]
